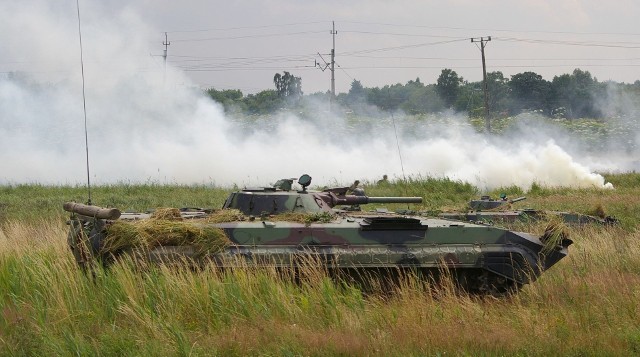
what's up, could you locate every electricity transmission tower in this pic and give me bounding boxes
[471,36,491,132]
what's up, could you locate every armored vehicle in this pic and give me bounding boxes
[439,195,617,226]
[64,175,571,294]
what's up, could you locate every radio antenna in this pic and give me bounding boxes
[76,0,92,205]
[391,112,407,182]
[387,88,407,183]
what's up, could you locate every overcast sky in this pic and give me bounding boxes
[2,0,640,94]
[2,0,635,187]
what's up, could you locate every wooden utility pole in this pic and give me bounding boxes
[163,32,170,85]
[471,36,491,132]
[330,21,337,109]
[315,21,337,111]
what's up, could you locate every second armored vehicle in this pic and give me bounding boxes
[439,195,617,226]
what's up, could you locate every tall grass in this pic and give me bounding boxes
[1,174,640,355]
[2,220,639,355]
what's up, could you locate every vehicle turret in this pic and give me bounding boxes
[222,174,423,215]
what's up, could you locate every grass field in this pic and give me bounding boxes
[1,173,639,356]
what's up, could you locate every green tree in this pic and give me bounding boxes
[486,71,510,116]
[347,79,366,104]
[436,69,463,108]
[455,82,484,117]
[273,71,303,100]
[508,71,550,114]
[205,88,246,113]
[400,84,444,114]
[550,69,601,118]
[206,88,242,103]
[243,90,281,114]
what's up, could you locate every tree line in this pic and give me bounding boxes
[206,68,640,119]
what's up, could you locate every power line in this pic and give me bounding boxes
[340,20,640,37]
[167,53,640,62]
[342,30,469,39]
[175,63,640,72]
[165,20,640,38]
[166,21,329,33]
[171,30,326,42]
[341,38,468,56]
[336,63,354,81]
[343,55,640,61]
[496,37,640,49]
[168,53,317,60]
[180,66,319,72]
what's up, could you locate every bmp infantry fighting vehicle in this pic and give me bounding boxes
[64,174,572,294]
[439,195,617,226]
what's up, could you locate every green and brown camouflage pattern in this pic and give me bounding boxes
[439,195,618,225]
[65,176,572,294]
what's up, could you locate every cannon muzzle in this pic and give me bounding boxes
[63,202,121,220]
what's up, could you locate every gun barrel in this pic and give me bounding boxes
[63,202,121,220]
[336,196,423,205]
[366,197,423,204]
[509,196,527,203]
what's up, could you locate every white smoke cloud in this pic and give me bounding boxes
[0,1,627,191]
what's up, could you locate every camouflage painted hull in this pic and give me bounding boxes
[68,212,570,294]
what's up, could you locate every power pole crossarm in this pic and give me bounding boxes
[471,36,491,132]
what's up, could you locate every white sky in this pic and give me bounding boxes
[2,0,640,94]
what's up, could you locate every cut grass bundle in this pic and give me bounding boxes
[203,209,245,223]
[273,211,335,226]
[150,207,183,221]
[102,216,230,258]
[588,203,606,219]
[202,209,335,226]
[540,218,571,254]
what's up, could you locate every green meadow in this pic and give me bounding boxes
[1,172,639,356]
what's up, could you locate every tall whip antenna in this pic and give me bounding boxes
[391,112,407,182]
[76,0,92,205]
[391,112,410,208]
